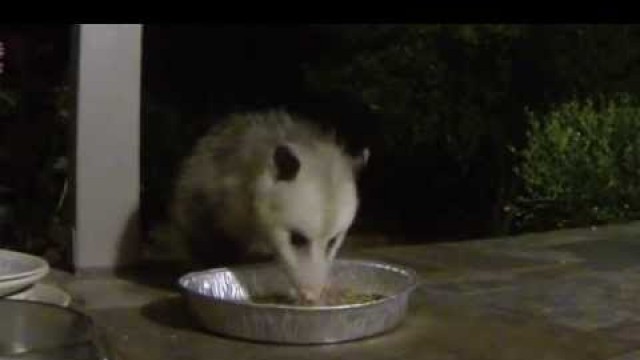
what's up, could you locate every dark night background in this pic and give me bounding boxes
[2,24,640,269]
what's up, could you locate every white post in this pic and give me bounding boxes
[73,24,142,272]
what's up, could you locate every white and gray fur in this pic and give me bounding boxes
[171,109,368,301]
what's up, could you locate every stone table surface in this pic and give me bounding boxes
[45,221,640,360]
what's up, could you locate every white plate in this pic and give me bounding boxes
[7,283,71,307]
[0,266,50,297]
[0,249,50,281]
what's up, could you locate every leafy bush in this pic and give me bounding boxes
[304,25,523,160]
[510,94,640,231]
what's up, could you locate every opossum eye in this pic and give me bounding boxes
[290,231,309,249]
[326,236,339,257]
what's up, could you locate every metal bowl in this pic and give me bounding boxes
[179,259,418,344]
[0,299,112,359]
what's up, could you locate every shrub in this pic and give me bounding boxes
[510,94,640,231]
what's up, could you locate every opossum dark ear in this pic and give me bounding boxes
[352,148,370,173]
[274,145,300,181]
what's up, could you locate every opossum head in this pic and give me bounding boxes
[255,142,369,303]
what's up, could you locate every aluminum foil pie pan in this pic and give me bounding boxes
[179,259,418,344]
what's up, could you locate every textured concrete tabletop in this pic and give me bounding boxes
[48,221,640,359]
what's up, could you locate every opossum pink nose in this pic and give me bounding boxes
[299,288,322,303]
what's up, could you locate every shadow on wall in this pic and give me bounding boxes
[116,207,142,269]
[113,207,197,291]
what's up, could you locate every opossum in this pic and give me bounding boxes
[170,109,368,302]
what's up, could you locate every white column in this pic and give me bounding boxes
[73,24,142,272]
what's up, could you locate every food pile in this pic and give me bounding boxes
[252,288,385,306]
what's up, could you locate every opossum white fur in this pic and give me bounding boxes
[171,109,368,301]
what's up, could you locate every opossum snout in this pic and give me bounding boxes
[299,288,323,304]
